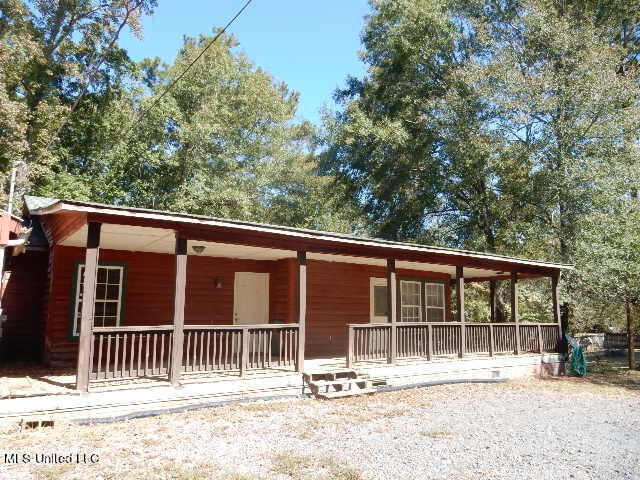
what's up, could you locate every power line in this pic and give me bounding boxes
[135,0,252,123]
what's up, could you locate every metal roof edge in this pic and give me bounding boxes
[26,196,573,270]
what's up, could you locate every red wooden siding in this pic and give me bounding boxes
[0,212,23,244]
[0,250,49,361]
[42,246,452,365]
[43,246,294,365]
[184,255,293,324]
[305,260,451,358]
[40,211,87,245]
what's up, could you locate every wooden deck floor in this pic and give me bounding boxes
[1,352,563,399]
[0,364,299,399]
[0,352,564,425]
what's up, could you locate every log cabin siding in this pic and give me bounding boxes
[42,246,452,365]
[305,260,451,357]
[183,255,293,324]
[43,246,294,365]
[0,250,49,361]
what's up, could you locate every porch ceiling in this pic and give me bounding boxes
[62,223,176,254]
[60,224,504,279]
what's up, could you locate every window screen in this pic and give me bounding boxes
[400,280,422,322]
[425,282,445,322]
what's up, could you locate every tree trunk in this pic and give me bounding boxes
[626,301,636,370]
[560,303,569,355]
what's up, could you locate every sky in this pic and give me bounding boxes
[119,0,371,125]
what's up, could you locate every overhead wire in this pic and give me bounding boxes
[133,0,253,125]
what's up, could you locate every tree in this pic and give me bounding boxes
[0,0,156,201]
[46,31,360,231]
[1,2,357,231]
[323,0,640,329]
[575,199,640,369]
[468,0,640,330]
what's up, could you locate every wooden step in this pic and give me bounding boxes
[359,375,388,387]
[303,368,378,399]
[315,387,377,399]
[308,378,370,388]
[308,379,372,395]
[303,370,358,383]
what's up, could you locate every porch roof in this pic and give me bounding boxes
[24,195,571,280]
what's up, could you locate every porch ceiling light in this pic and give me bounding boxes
[192,245,206,254]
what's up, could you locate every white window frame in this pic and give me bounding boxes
[400,279,423,322]
[73,264,124,337]
[425,282,446,322]
[369,277,388,323]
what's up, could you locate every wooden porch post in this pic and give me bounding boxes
[387,258,397,364]
[456,266,465,358]
[296,251,306,372]
[240,326,249,377]
[489,324,495,357]
[552,272,562,352]
[76,222,101,392]
[346,326,354,368]
[511,271,521,355]
[169,235,187,387]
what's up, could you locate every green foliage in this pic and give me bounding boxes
[0,0,157,206]
[3,0,640,332]
[573,199,640,332]
[323,0,640,329]
[92,32,359,230]
[0,2,358,230]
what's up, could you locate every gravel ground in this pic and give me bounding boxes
[0,370,638,480]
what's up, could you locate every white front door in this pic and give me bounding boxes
[233,272,269,325]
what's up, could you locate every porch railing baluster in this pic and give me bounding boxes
[346,321,562,367]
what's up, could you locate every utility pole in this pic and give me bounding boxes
[7,165,17,216]
[6,161,24,216]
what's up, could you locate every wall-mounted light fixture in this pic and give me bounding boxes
[192,245,206,254]
[213,276,223,289]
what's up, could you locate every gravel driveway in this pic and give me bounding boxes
[0,373,638,480]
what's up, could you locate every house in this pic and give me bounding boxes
[0,196,570,393]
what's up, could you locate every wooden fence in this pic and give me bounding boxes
[347,322,561,367]
[89,323,299,382]
[603,332,640,350]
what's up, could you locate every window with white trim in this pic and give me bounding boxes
[400,280,422,322]
[73,264,125,336]
[425,282,445,322]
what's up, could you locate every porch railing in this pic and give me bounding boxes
[90,326,174,380]
[89,323,299,382]
[182,324,299,374]
[347,322,561,367]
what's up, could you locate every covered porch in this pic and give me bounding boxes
[23,196,569,393]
